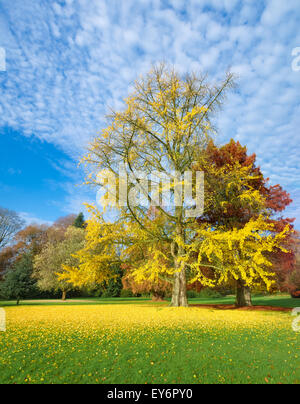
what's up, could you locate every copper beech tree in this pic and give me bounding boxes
[283,231,300,297]
[122,266,171,301]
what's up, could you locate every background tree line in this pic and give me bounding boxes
[0,211,125,303]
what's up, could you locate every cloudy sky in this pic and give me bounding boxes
[0,0,299,227]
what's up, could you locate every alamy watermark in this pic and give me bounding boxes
[292,308,300,332]
[291,47,300,72]
[0,308,6,332]
[96,164,204,218]
[0,47,6,71]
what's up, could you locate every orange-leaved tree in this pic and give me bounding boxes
[194,139,294,306]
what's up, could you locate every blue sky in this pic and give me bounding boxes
[0,0,299,227]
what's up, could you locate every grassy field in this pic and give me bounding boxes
[0,297,299,384]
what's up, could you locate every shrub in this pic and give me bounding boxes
[197,289,222,299]
[187,289,223,299]
[187,290,198,299]
[120,289,135,298]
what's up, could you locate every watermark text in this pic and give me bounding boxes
[0,47,6,71]
[0,308,6,332]
[292,47,300,72]
[292,308,300,332]
[96,164,204,218]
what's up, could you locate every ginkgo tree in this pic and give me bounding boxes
[61,65,292,307]
[59,204,175,288]
[59,206,122,288]
[73,65,235,306]
[187,216,290,306]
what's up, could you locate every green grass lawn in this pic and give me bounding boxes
[0,298,299,384]
[0,294,299,308]
[191,294,300,309]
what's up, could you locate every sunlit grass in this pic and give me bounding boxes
[0,304,299,384]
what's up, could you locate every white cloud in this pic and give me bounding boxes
[0,0,299,226]
[7,168,22,176]
[260,0,299,26]
[19,212,53,227]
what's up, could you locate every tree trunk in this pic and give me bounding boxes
[151,292,165,302]
[235,280,252,307]
[170,216,188,307]
[62,291,67,301]
[17,299,20,306]
[170,268,188,307]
